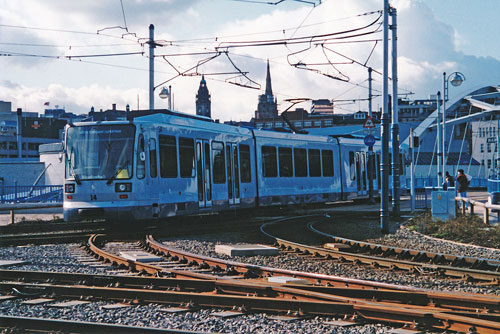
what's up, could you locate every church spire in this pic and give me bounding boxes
[265,59,273,98]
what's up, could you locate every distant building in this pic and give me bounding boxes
[87,104,128,121]
[255,60,278,120]
[311,99,333,114]
[196,75,211,118]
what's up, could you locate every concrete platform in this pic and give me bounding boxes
[0,260,27,267]
[215,244,279,257]
[119,251,162,263]
[267,276,312,285]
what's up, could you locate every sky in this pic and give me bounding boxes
[0,0,498,122]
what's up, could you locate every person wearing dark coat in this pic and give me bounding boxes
[456,169,469,208]
[445,171,455,187]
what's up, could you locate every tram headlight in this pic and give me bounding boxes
[115,183,132,192]
[65,184,75,193]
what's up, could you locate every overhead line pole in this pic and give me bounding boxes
[149,24,155,110]
[390,7,400,218]
[381,0,390,233]
[368,67,374,203]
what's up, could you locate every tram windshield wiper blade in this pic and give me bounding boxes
[106,170,118,185]
[73,172,81,185]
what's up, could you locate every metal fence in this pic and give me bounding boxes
[407,177,488,189]
[488,178,500,193]
[0,185,63,204]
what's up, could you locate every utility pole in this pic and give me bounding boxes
[149,24,155,111]
[442,72,447,176]
[368,67,374,203]
[381,0,390,234]
[410,129,415,211]
[390,7,400,218]
[436,91,442,187]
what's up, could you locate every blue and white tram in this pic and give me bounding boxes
[63,110,405,222]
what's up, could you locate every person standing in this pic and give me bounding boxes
[445,171,455,188]
[456,169,469,208]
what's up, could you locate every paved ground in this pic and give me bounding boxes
[0,191,494,226]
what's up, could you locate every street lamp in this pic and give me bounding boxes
[443,71,465,177]
[159,86,172,110]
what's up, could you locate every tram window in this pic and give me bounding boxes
[179,137,195,178]
[262,146,277,177]
[294,148,307,177]
[159,135,177,178]
[308,149,321,177]
[239,144,251,183]
[278,147,293,177]
[322,150,334,176]
[137,134,145,179]
[212,141,226,184]
[149,138,157,178]
[349,151,355,181]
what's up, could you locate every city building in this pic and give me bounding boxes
[255,60,278,120]
[195,75,211,118]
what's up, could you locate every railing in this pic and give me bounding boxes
[488,178,500,193]
[407,177,488,189]
[455,197,500,225]
[0,185,63,204]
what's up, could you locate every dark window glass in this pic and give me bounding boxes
[294,148,307,177]
[279,147,293,177]
[197,142,203,201]
[349,151,355,181]
[212,141,225,184]
[239,144,251,183]
[233,146,240,197]
[308,149,321,177]
[137,134,145,179]
[262,146,277,177]
[322,150,334,176]
[149,138,157,178]
[179,137,195,177]
[204,143,212,201]
[159,135,177,178]
[226,145,232,197]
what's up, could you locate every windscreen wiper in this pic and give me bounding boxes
[72,172,82,185]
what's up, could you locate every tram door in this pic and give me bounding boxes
[226,143,240,205]
[196,139,212,208]
[147,131,160,217]
[355,152,368,195]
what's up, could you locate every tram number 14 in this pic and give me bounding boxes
[90,194,97,201]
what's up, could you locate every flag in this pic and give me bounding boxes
[44,101,50,106]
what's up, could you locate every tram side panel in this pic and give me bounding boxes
[254,131,342,207]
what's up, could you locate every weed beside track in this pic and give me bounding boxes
[405,211,500,248]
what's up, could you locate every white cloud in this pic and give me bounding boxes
[0,0,498,121]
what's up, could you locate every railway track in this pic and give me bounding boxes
[0,315,199,333]
[259,215,500,284]
[74,225,500,333]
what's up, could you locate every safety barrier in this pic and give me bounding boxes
[407,177,488,189]
[488,178,500,193]
[0,185,63,204]
[455,196,500,225]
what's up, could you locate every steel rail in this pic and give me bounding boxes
[0,315,208,333]
[84,231,500,333]
[1,274,500,333]
[2,269,499,316]
[309,220,500,272]
[256,217,500,283]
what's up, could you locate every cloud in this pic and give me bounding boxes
[0,0,498,121]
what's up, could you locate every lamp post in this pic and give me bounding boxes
[442,71,465,175]
[159,85,172,110]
